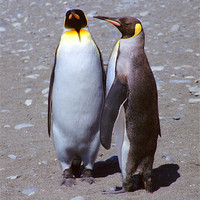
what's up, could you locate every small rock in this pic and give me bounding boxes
[70,196,85,200]
[151,66,164,71]
[157,32,163,36]
[33,65,48,70]
[189,99,200,103]
[181,65,193,68]
[25,99,32,106]
[16,39,25,43]
[170,24,180,32]
[194,78,200,83]
[87,10,97,18]
[24,88,32,93]
[41,112,48,115]
[0,27,6,32]
[4,124,11,128]
[44,100,48,105]
[8,154,17,160]
[172,115,181,120]
[14,123,34,130]
[169,80,190,83]
[7,175,19,180]
[185,76,194,79]
[17,13,24,19]
[194,92,200,96]
[42,88,49,94]
[25,74,40,79]
[38,161,47,165]
[12,22,21,28]
[162,155,174,162]
[1,109,10,113]
[21,56,30,62]
[22,188,38,196]
[174,66,181,70]
[140,11,149,17]
[185,49,194,53]
[171,98,177,102]
[189,85,200,93]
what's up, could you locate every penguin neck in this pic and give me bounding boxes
[120,31,145,49]
[63,27,89,34]
[61,27,91,44]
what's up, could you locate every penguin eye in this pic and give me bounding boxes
[124,23,130,27]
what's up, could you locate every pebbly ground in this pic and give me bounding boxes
[0,0,199,199]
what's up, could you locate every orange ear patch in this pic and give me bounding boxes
[69,14,73,20]
[73,13,80,20]
[105,19,121,26]
[68,13,80,20]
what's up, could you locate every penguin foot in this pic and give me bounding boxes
[140,171,153,193]
[72,157,81,178]
[102,186,126,194]
[144,179,153,193]
[60,177,76,187]
[81,169,96,184]
[60,169,76,187]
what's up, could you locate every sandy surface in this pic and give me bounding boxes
[0,0,199,199]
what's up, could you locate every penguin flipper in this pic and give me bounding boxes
[48,46,58,137]
[47,64,55,137]
[100,77,127,150]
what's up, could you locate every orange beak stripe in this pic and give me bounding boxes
[105,19,121,26]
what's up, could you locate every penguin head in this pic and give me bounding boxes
[65,9,88,32]
[93,16,143,39]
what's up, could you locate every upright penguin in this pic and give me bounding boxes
[94,16,161,193]
[48,9,104,187]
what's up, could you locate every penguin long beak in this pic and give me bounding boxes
[93,16,121,27]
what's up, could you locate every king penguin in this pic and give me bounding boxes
[48,9,105,187]
[94,16,161,193]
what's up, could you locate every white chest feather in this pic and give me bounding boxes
[106,40,120,95]
[52,29,103,137]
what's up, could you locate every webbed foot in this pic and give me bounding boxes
[60,169,76,187]
[140,171,153,193]
[60,177,76,187]
[81,169,96,184]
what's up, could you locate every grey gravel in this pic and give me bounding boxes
[70,196,85,200]
[22,188,38,196]
[172,115,181,120]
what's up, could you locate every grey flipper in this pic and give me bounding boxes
[100,77,127,150]
[48,46,58,137]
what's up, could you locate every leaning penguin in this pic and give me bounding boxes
[48,9,105,187]
[94,15,161,193]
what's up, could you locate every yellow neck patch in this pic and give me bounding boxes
[61,29,91,44]
[133,23,142,37]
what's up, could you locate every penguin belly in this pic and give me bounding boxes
[52,35,103,170]
[113,105,130,176]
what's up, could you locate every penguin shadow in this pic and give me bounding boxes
[93,156,121,178]
[151,163,180,192]
[92,156,180,192]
